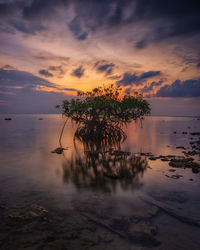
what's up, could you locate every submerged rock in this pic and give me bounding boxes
[128,222,160,246]
[9,204,48,222]
[165,174,183,179]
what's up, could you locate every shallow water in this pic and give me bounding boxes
[0,115,200,249]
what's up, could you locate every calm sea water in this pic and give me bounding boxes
[0,114,200,249]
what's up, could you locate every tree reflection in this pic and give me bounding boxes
[62,137,148,193]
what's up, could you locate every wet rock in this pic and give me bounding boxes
[176,146,185,149]
[192,166,199,173]
[9,204,48,222]
[149,157,157,161]
[183,150,198,156]
[51,147,65,154]
[4,118,12,120]
[166,155,176,158]
[190,132,200,136]
[165,174,183,179]
[140,152,153,156]
[169,158,194,168]
[161,158,170,162]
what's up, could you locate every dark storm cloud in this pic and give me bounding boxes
[94,61,115,76]
[0,68,51,89]
[0,0,199,44]
[141,81,163,93]
[71,66,85,78]
[117,71,161,86]
[0,67,77,113]
[156,79,200,97]
[39,69,53,77]
[0,68,77,92]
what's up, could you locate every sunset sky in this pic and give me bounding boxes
[0,0,200,115]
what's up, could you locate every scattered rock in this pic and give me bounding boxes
[183,150,198,156]
[169,158,200,173]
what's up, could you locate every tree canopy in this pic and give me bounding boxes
[59,84,150,143]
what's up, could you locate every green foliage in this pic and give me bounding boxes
[61,84,150,142]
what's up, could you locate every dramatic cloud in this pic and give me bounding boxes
[117,71,161,86]
[0,68,77,113]
[94,61,115,76]
[71,66,85,78]
[156,79,200,97]
[0,0,200,114]
[68,18,89,41]
[39,69,53,77]
[141,81,163,93]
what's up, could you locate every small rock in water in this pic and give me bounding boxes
[190,132,200,136]
[189,178,194,181]
[149,157,157,161]
[176,146,185,149]
[38,118,43,120]
[4,118,12,120]
[165,174,183,179]
[161,158,169,162]
[168,169,176,172]
[173,131,177,134]
[51,147,66,154]
[182,132,187,134]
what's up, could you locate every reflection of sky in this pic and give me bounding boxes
[0,1,200,115]
[0,114,199,196]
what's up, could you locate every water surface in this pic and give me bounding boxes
[0,115,200,249]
